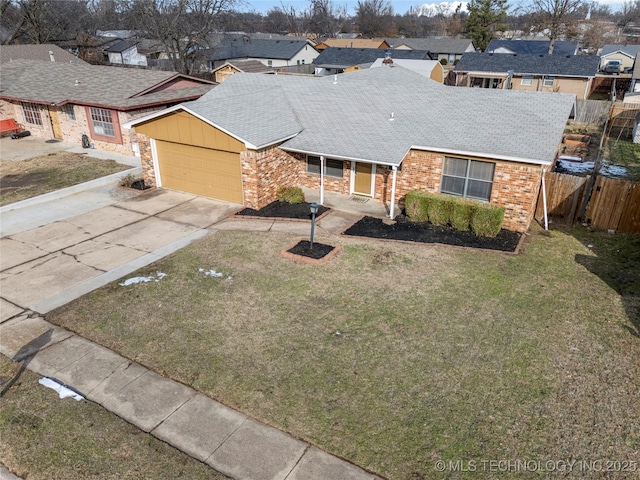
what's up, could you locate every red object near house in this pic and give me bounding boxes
[0,118,24,136]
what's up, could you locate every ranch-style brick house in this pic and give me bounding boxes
[126,66,575,232]
[0,59,215,156]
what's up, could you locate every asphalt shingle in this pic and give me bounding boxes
[173,66,574,166]
[486,40,578,56]
[204,39,313,62]
[314,48,433,67]
[454,53,600,77]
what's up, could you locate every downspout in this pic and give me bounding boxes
[390,165,397,219]
[320,155,325,205]
[541,167,549,231]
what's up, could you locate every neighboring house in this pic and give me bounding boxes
[0,60,215,156]
[103,39,148,66]
[126,66,574,233]
[211,60,274,83]
[315,38,389,50]
[203,38,319,70]
[599,44,640,71]
[633,113,640,144]
[313,47,433,75]
[369,57,445,83]
[384,37,476,65]
[485,39,579,56]
[453,53,600,99]
[0,44,86,65]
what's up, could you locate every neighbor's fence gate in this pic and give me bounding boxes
[536,172,640,233]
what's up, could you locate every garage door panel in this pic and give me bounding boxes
[156,140,243,204]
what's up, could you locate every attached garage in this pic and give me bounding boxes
[133,110,245,204]
[155,140,243,203]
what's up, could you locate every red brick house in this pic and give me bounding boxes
[126,67,575,232]
[0,59,215,156]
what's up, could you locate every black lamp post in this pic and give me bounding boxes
[309,202,319,250]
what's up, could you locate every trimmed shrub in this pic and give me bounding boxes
[470,203,506,237]
[427,194,452,226]
[405,190,430,223]
[439,58,448,66]
[449,198,475,231]
[276,186,305,204]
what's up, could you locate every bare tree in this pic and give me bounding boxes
[304,0,347,38]
[530,0,586,54]
[1,0,26,44]
[355,0,394,37]
[124,0,238,74]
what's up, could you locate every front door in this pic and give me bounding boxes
[353,162,373,196]
[49,108,63,139]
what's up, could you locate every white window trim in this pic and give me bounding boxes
[307,155,343,178]
[521,76,533,86]
[543,76,554,87]
[440,157,494,202]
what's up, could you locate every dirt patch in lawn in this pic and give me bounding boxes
[47,226,640,479]
[0,152,131,206]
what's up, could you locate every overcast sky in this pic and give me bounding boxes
[243,0,625,15]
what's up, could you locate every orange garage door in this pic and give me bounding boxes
[156,140,243,204]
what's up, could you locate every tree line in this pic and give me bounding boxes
[1,0,639,71]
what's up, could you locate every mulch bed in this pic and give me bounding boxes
[343,215,522,252]
[286,240,336,260]
[236,201,330,220]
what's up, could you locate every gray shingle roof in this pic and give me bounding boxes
[161,66,574,165]
[0,44,86,65]
[455,53,599,77]
[204,38,313,61]
[486,40,578,56]
[314,47,433,67]
[600,44,640,58]
[104,39,139,53]
[0,59,214,109]
[384,37,475,54]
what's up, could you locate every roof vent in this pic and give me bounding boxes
[74,79,80,86]
[389,112,394,121]
[333,74,338,84]
[383,50,393,65]
[49,50,55,62]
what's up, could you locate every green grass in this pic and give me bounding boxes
[0,153,130,206]
[0,356,227,479]
[606,138,640,181]
[46,227,640,479]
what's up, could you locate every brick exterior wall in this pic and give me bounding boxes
[137,133,156,187]
[0,99,168,157]
[134,131,543,232]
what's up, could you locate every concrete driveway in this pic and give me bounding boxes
[1,189,240,317]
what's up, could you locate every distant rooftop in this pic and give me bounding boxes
[486,40,579,56]
[0,44,86,65]
[455,53,599,77]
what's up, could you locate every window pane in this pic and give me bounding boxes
[521,76,532,86]
[443,157,467,177]
[65,104,75,120]
[21,102,42,126]
[468,160,494,181]
[441,176,465,195]
[466,180,492,201]
[325,159,343,178]
[90,107,115,137]
[307,156,320,174]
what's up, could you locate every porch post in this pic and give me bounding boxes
[320,155,325,205]
[390,165,397,219]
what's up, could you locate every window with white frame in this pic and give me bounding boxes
[440,157,495,202]
[267,60,273,67]
[521,76,533,86]
[64,104,76,120]
[21,102,43,126]
[89,107,115,137]
[306,155,343,178]
[543,76,554,87]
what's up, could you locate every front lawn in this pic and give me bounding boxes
[0,356,227,479]
[47,227,640,479]
[0,153,131,206]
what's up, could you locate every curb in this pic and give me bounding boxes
[0,167,142,213]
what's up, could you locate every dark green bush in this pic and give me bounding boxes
[449,198,475,231]
[405,190,430,222]
[470,203,506,237]
[276,186,305,204]
[439,58,448,66]
[427,194,452,226]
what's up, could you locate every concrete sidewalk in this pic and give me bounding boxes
[0,312,380,480]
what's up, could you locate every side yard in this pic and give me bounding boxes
[0,152,130,206]
[45,226,640,479]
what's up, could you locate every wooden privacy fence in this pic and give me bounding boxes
[536,172,640,233]
[571,100,611,126]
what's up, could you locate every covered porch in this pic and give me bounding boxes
[300,186,398,219]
